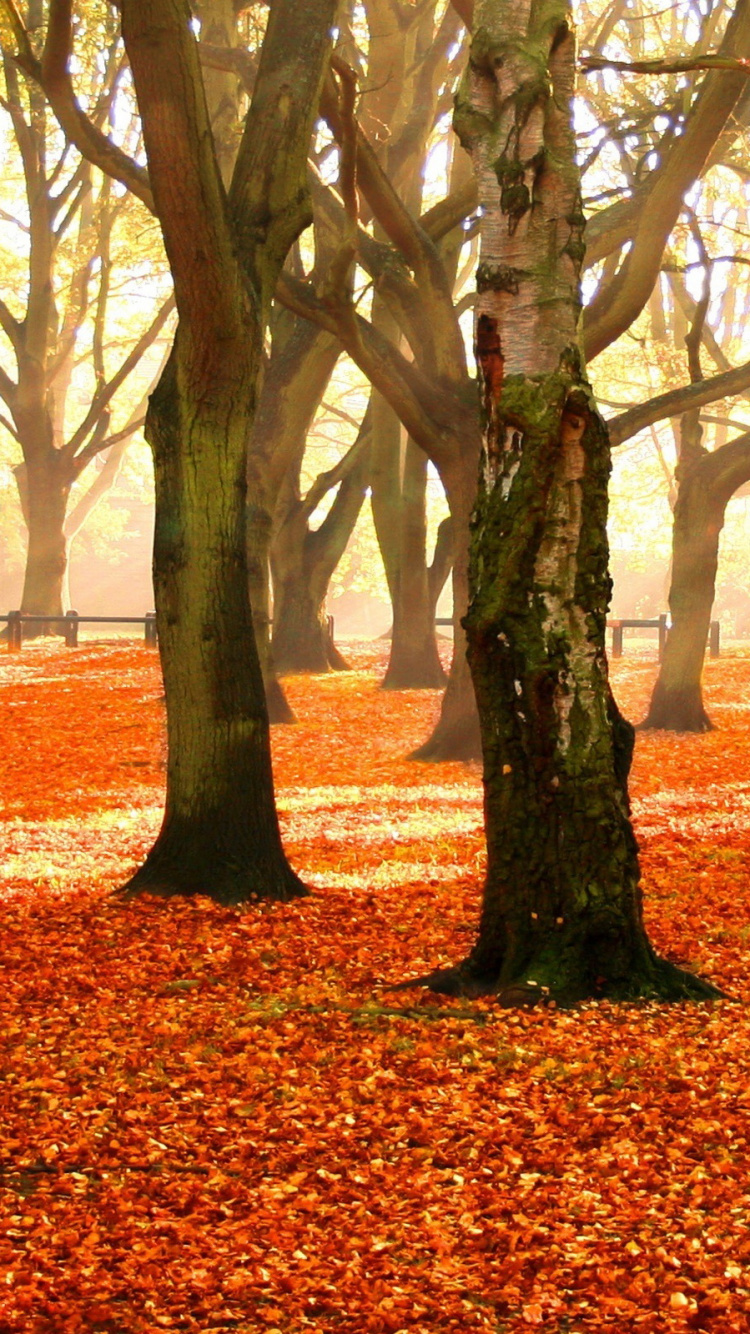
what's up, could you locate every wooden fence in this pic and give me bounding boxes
[607,615,720,660]
[1,612,157,651]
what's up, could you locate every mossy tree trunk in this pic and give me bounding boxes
[642,431,750,732]
[119,0,334,903]
[418,0,718,1002]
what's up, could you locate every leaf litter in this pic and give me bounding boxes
[0,641,748,1332]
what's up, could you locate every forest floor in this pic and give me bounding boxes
[1,640,749,1334]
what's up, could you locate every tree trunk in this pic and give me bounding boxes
[272,420,372,674]
[246,498,295,724]
[414,0,718,1003]
[371,394,446,690]
[271,485,338,673]
[118,0,334,902]
[410,452,481,758]
[248,313,341,713]
[123,351,304,904]
[641,432,750,731]
[271,572,339,674]
[381,439,447,689]
[641,479,719,732]
[16,458,70,628]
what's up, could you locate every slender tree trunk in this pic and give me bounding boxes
[272,423,372,673]
[641,481,718,732]
[271,487,338,674]
[366,1,447,693]
[271,568,338,673]
[382,439,447,689]
[248,317,340,715]
[371,390,446,688]
[641,434,750,731]
[411,450,481,758]
[246,499,295,723]
[414,0,718,1003]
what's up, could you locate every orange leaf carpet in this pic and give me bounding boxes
[0,641,748,1333]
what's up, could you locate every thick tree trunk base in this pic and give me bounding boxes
[639,681,714,733]
[265,674,296,724]
[396,946,723,1007]
[327,641,350,671]
[274,628,349,675]
[381,658,447,691]
[410,710,481,760]
[117,815,307,905]
[410,684,481,761]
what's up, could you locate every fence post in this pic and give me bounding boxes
[144,611,158,647]
[611,621,623,658]
[8,610,22,652]
[658,614,668,661]
[64,610,79,648]
[709,619,720,659]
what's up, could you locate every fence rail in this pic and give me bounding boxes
[2,611,157,651]
[434,614,721,661]
[607,615,720,660]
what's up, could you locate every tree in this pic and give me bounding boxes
[640,245,750,731]
[78,0,333,902]
[0,5,171,628]
[281,65,484,756]
[360,0,461,692]
[413,0,719,1003]
[246,303,341,709]
[270,406,371,675]
[277,0,750,761]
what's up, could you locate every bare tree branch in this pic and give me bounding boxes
[608,357,750,446]
[581,54,750,76]
[65,294,175,468]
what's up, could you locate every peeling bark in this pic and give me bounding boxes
[411,0,720,1004]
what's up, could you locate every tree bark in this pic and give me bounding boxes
[126,350,304,902]
[413,0,719,1003]
[641,432,750,732]
[380,439,447,689]
[246,497,295,724]
[118,0,334,903]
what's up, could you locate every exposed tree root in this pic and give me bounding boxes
[265,675,296,724]
[381,662,447,691]
[410,708,481,762]
[394,951,725,1007]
